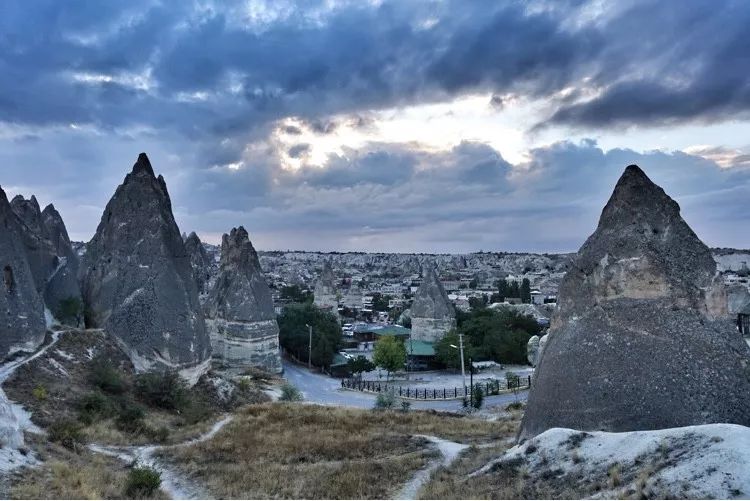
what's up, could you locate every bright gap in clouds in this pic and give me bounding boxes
[269,93,539,170]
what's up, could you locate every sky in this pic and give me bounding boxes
[1,0,749,253]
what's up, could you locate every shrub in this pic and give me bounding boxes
[56,296,81,324]
[471,384,484,409]
[400,400,411,413]
[124,466,161,498]
[89,360,128,395]
[279,383,303,402]
[77,392,112,424]
[32,384,48,400]
[134,371,189,410]
[145,425,170,443]
[48,419,84,450]
[373,389,396,410]
[116,402,146,434]
[237,377,251,392]
[177,398,212,426]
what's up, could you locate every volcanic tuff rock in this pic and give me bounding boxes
[410,267,456,342]
[0,188,46,358]
[526,335,540,366]
[205,227,281,373]
[314,260,340,319]
[185,232,212,295]
[520,165,750,441]
[80,153,211,381]
[9,196,82,326]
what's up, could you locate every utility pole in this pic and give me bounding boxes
[469,356,474,406]
[306,324,312,369]
[459,331,466,390]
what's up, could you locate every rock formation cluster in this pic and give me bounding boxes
[520,165,750,440]
[80,153,211,381]
[410,267,456,342]
[0,189,47,358]
[204,227,281,373]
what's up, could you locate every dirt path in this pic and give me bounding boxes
[0,330,65,473]
[394,435,469,500]
[89,415,234,500]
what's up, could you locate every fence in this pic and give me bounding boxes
[340,375,532,400]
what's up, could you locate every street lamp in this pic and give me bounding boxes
[305,323,313,369]
[449,331,467,390]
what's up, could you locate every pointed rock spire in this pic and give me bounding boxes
[0,185,46,357]
[205,226,281,373]
[410,266,455,342]
[184,231,211,294]
[132,152,155,176]
[81,153,210,379]
[519,164,750,441]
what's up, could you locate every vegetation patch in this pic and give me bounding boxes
[158,403,517,499]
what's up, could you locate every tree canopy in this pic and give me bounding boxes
[278,303,342,367]
[373,336,406,377]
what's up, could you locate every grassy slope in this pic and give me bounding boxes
[159,403,522,499]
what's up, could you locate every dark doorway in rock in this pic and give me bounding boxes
[4,265,14,293]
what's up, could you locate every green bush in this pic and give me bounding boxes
[32,384,48,400]
[89,360,128,395]
[134,371,189,410]
[279,383,303,402]
[177,398,212,426]
[471,384,484,409]
[56,296,82,324]
[400,400,411,413]
[145,425,170,443]
[77,392,113,425]
[373,389,396,410]
[116,402,146,434]
[124,466,161,498]
[48,419,84,450]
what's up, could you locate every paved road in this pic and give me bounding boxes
[282,359,528,412]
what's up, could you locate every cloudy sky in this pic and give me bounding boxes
[1,0,749,253]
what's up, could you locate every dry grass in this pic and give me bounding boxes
[9,437,167,500]
[158,402,518,499]
[82,412,218,446]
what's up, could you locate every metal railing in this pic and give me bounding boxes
[340,375,532,400]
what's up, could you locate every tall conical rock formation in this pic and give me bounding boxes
[0,187,46,357]
[314,260,340,319]
[185,232,211,295]
[205,227,281,373]
[411,267,455,342]
[520,165,750,440]
[80,153,211,381]
[9,196,82,326]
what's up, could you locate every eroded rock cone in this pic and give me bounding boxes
[10,196,82,327]
[314,260,339,320]
[0,188,46,357]
[205,227,281,373]
[519,165,750,440]
[80,153,211,381]
[410,267,456,342]
[185,232,211,295]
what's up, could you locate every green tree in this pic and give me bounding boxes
[520,278,532,303]
[371,293,392,312]
[434,331,475,370]
[278,303,342,367]
[348,355,375,379]
[280,284,313,304]
[373,336,406,379]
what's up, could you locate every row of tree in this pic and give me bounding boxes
[493,278,532,303]
[435,306,540,368]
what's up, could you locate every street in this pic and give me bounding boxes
[282,359,528,412]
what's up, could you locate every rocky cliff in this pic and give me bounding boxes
[9,196,82,327]
[80,153,211,381]
[185,232,212,295]
[205,227,281,373]
[520,165,750,440]
[0,188,46,358]
[410,267,456,342]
